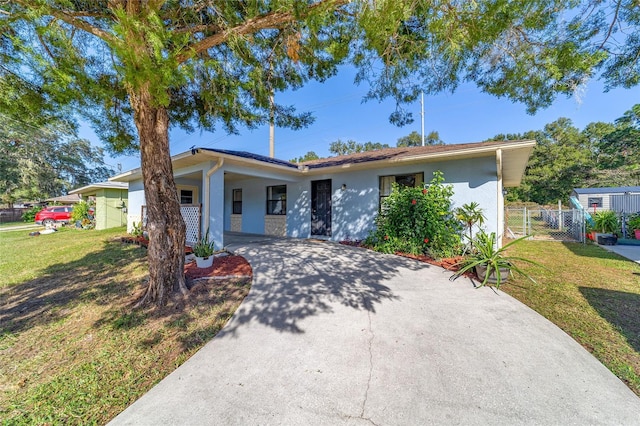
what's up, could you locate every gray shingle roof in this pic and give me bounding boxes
[299,140,530,169]
[573,186,640,195]
[200,148,299,169]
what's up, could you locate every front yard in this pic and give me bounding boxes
[0,227,251,424]
[502,240,640,396]
[1,228,639,423]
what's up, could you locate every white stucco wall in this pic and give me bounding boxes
[126,179,146,232]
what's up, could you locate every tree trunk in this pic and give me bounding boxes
[129,85,188,307]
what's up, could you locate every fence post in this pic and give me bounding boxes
[558,200,563,230]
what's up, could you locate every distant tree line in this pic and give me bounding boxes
[291,104,640,206]
[290,130,444,162]
[0,115,113,207]
[494,104,640,205]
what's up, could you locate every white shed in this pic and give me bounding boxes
[571,186,640,214]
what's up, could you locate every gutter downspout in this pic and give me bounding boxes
[496,149,504,248]
[203,158,224,235]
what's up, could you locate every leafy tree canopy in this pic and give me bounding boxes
[396,130,444,147]
[0,114,113,206]
[4,0,638,306]
[328,139,390,156]
[290,151,320,163]
[494,104,640,204]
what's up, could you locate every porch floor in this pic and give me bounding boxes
[223,231,284,247]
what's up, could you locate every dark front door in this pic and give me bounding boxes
[311,179,332,236]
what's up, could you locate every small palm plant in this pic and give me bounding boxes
[455,202,486,250]
[593,210,619,234]
[193,229,215,258]
[452,231,542,289]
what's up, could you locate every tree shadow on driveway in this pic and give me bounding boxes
[220,239,430,335]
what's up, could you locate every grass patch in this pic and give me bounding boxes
[502,241,640,396]
[0,221,31,229]
[0,227,251,424]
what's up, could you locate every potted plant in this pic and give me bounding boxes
[593,210,619,244]
[628,214,640,240]
[452,231,542,289]
[193,230,215,268]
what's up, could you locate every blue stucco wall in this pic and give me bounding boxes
[223,176,296,234]
[282,155,498,241]
[127,153,499,247]
[219,155,498,243]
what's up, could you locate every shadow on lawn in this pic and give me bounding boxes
[218,238,430,335]
[579,287,640,354]
[2,235,431,341]
[562,241,639,263]
[0,240,146,335]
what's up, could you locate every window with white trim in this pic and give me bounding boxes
[267,185,286,215]
[233,189,242,214]
[180,189,194,204]
[379,172,424,204]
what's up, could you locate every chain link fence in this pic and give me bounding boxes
[506,207,585,243]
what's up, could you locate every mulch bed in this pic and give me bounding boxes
[120,236,250,282]
[184,255,253,283]
[395,252,465,271]
[339,240,465,272]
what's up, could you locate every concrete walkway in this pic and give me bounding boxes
[110,239,640,425]
[599,243,640,264]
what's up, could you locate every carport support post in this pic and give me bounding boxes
[203,158,225,250]
[207,170,225,250]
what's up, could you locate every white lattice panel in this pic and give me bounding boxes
[141,204,201,245]
[181,205,201,245]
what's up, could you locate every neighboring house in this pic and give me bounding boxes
[571,187,640,214]
[110,140,535,248]
[69,182,129,230]
[45,193,83,204]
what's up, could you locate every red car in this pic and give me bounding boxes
[35,206,73,226]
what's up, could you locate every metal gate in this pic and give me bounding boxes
[505,207,585,242]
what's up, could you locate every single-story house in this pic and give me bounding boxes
[69,181,129,230]
[110,140,535,249]
[571,186,640,214]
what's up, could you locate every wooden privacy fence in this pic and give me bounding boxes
[141,204,202,245]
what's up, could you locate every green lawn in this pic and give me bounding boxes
[503,240,640,396]
[0,227,250,424]
[0,221,34,229]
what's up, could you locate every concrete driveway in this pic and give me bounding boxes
[110,238,640,425]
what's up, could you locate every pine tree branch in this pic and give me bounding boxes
[13,0,120,46]
[175,0,349,64]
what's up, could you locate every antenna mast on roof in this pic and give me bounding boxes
[421,91,425,147]
[267,57,275,159]
[269,92,275,158]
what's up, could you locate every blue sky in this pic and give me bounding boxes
[84,65,640,174]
